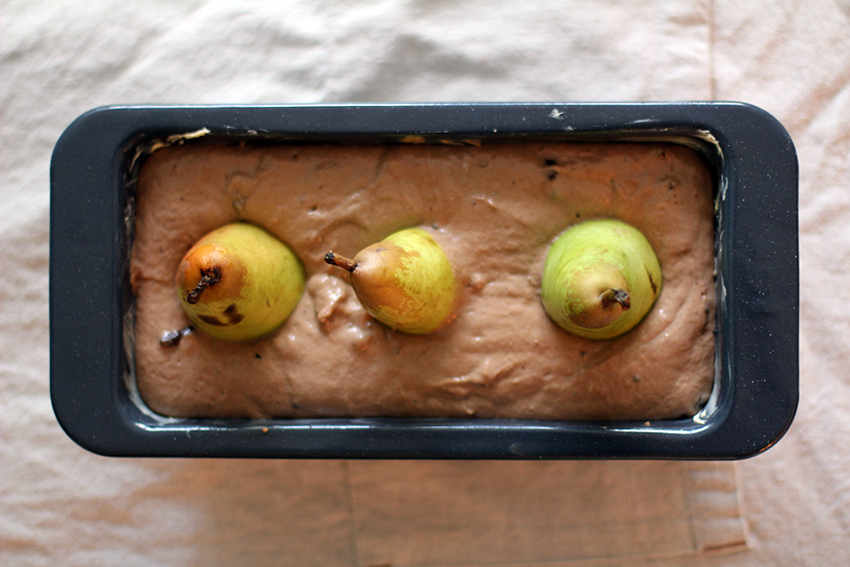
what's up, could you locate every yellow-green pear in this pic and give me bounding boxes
[541,219,662,340]
[176,222,305,341]
[324,227,458,334]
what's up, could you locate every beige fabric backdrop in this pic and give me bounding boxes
[2,1,848,565]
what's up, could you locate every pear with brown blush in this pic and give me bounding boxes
[324,228,458,334]
[541,219,662,340]
[176,222,304,341]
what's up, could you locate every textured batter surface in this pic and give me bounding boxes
[131,141,715,421]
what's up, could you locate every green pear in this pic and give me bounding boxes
[324,227,458,334]
[176,222,305,341]
[541,219,662,340]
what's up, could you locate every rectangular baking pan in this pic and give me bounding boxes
[49,102,798,459]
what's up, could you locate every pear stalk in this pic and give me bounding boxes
[600,288,630,310]
[186,268,221,305]
[324,251,357,273]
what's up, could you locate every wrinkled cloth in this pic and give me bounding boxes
[2,1,849,565]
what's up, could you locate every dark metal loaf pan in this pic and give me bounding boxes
[49,102,798,459]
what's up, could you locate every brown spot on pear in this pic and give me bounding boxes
[325,227,458,334]
[176,222,305,341]
[541,219,661,340]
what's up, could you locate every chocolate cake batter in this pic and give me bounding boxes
[130,141,716,421]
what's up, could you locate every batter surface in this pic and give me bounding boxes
[130,141,716,421]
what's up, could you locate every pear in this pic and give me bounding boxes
[176,222,305,341]
[324,227,457,334]
[541,219,662,340]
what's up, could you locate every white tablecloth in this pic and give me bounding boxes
[2,1,848,565]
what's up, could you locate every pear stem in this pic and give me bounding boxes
[324,251,357,273]
[187,268,221,305]
[600,288,630,310]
